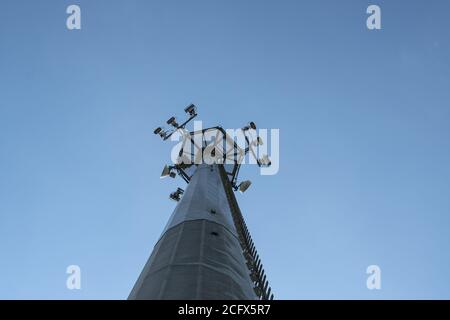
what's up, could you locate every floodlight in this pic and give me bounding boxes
[242,121,257,131]
[256,136,263,145]
[166,116,179,128]
[184,104,197,116]
[160,165,171,178]
[154,126,167,139]
[169,192,180,202]
[238,180,252,193]
[257,155,271,167]
[169,188,184,202]
[160,165,177,179]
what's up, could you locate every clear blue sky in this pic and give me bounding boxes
[1,0,450,299]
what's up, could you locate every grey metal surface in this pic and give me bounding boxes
[128,164,257,300]
[161,165,238,237]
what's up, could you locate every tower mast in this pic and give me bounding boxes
[129,105,273,300]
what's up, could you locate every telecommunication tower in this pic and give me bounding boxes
[129,104,274,300]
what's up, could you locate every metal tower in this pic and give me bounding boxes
[129,105,273,300]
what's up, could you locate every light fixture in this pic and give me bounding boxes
[160,165,176,179]
[184,104,197,116]
[169,192,180,202]
[166,116,179,128]
[256,136,263,145]
[154,126,167,139]
[169,188,184,202]
[257,155,271,167]
[238,180,252,193]
[242,121,257,131]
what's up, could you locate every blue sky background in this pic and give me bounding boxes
[1,0,450,299]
